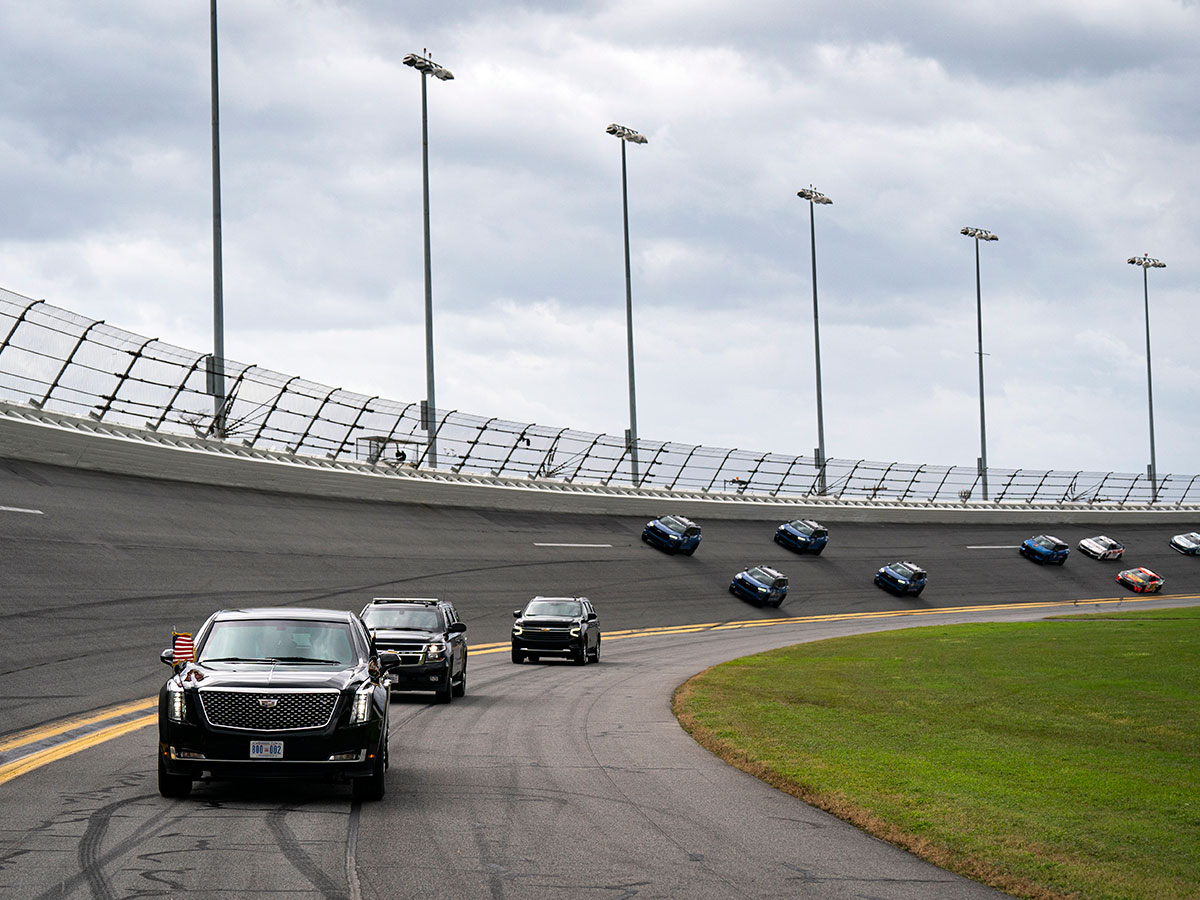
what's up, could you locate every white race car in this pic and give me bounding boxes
[1077,535,1125,561]
[1170,532,1200,555]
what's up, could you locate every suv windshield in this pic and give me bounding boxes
[363,608,442,631]
[198,620,357,666]
[659,516,685,532]
[525,600,582,617]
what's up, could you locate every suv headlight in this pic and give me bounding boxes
[512,624,523,636]
[426,641,446,660]
[166,680,187,723]
[569,626,581,637]
[349,682,374,725]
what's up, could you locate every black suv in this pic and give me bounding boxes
[157,607,397,801]
[511,596,600,665]
[359,598,468,703]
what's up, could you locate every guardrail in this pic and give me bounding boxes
[2,286,1197,506]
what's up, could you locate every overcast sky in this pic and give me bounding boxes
[2,1,1197,476]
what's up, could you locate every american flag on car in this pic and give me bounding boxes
[173,632,195,662]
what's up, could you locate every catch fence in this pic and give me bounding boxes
[2,287,1196,506]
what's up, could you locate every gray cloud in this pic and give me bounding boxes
[0,0,1196,476]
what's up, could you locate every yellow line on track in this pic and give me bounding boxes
[0,697,157,754]
[4,592,1197,782]
[0,714,156,787]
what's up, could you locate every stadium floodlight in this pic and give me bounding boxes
[403,51,454,468]
[961,226,999,500]
[797,185,833,493]
[960,226,997,241]
[403,53,454,81]
[606,123,647,144]
[607,123,648,485]
[1128,254,1167,501]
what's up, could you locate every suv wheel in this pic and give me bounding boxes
[588,640,600,664]
[157,758,192,799]
[435,673,453,704]
[572,645,586,665]
[511,644,524,664]
[452,669,466,698]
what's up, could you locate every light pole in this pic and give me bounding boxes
[960,226,998,500]
[208,0,226,438]
[606,123,647,486]
[797,186,832,494]
[403,51,454,469]
[1128,254,1166,502]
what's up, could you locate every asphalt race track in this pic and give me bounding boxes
[2,459,1197,899]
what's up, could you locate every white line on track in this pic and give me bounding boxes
[0,505,43,515]
[533,542,613,548]
[967,545,1018,549]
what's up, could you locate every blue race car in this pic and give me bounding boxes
[729,565,789,607]
[642,515,702,555]
[1169,532,1200,555]
[1019,534,1069,565]
[874,561,927,596]
[774,519,829,555]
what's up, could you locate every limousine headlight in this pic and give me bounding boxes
[166,680,187,723]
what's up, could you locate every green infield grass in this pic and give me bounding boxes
[673,606,1200,900]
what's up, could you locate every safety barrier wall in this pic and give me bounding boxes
[2,286,1197,506]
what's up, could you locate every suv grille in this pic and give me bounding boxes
[373,639,429,665]
[198,690,340,731]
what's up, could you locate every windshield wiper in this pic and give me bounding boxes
[200,656,345,665]
[202,656,277,663]
[266,657,345,665]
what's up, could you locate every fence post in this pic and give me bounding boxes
[603,439,629,485]
[568,434,605,483]
[0,298,45,361]
[330,396,378,460]
[495,425,533,477]
[705,448,738,493]
[246,375,299,448]
[1029,470,1053,504]
[867,462,896,500]
[1154,474,1171,505]
[207,364,251,438]
[29,320,104,409]
[291,387,339,454]
[1179,474,1200,506]
[534,427,570,479]
[1121,474,1144,505]
[739,452,769,494]
[668,444,702,491]
[379,402,419,448]
[456,417,497,473]
[642,442,671,487]
[835,460,864,498]
[91,335,156,421]
[415,410,456,469]
[996,469,1021,502]
[148,354,207,431]
[772,454,801,497]
[929,467,953,503]
[900,465,926,501]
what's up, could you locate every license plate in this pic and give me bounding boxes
[250,740,283,759]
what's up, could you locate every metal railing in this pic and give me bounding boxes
[2,286,1197,505]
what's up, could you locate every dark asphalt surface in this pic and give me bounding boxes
[2,459,1197,898]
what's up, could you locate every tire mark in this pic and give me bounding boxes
[344,802,362,900]
[28,791,177,900]
[266,807,349,900]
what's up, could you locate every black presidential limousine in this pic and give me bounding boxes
[158,607,398,801]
